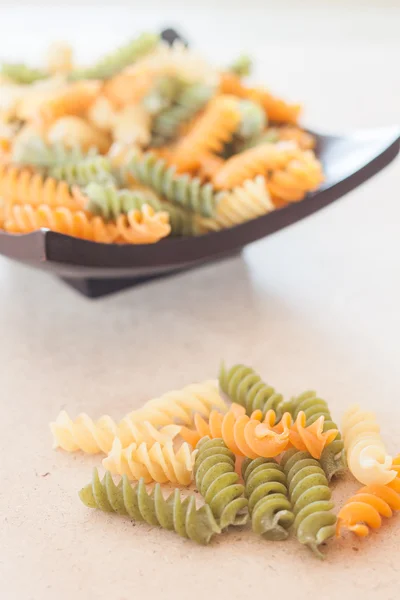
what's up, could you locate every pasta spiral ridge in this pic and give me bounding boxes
[12,137,98,169]
[181,404,291,458]
[242,457,294,540]
[151,82,215,144]
[49,156,115,187]
[194,437,249,529]
[103,438,196,485]
[79,468,221,545]
[197,176,274,231]
[50,409,181,454]
[4,203,170,244]
[336,483,400,538]
[236,100,266,140]
[0,164,82,211]
[267,150,324,203]
[1,62,47,84]
[128,151,220,217]
[120,381,227,434]
[219,363,284,418]
[172,94,241,172]
[284,390,346,481]
[342,404,396,486]
[281,448,337,558]
[70,33,160,80]
[79,182,200,236]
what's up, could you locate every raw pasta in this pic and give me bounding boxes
[194,437,249,529]
[342,405,396,486]
[80,469,220,545]
[281,448,337,558]
[242,457,294,540]
[102,438,196,485]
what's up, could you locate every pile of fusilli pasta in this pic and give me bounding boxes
[0,31,324,244]
[50,363,400,557]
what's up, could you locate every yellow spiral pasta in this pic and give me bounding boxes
[212,142,300,190]
[267,150,324,203]
[111,104,151,147]
[4,203,170,244]
[50,410,181,454]
[172,95,241,172]
[342,405,396,486]
[197,176,274,231]
[47,116,111,153]
[0,164,82,211]
[103,438,196,484]
[46,42,74,75]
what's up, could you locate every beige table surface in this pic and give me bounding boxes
[1,3,400,599]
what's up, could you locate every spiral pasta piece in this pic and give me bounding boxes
[267,150,324,202]
[288,411,339,460]
[219,72,301,124]
[79,468,220,545]
[11,136,98,169]
[228,55,252,78]
[47,116,111,153]
[128,151,220,217]
[219,363,284,418]
[172,95,241,172]
[38,81,101,124]
[242,457,294,540]
[4,203,170,244]
[151,82,215,144]
[103,71,154,107]
[181,404,291,458]
[1,62,47,84]
[103,438,196,485]
[46,42,74,75]
[197,176,274,232]
[342,405,396,486]
[111,104,151,147]
[0,164,82,211]
[281,448,336,558]
[212,141,300,190]
[50,409,181,454]
[284,390,345,480]
[70,33,160,80]
[194,437,248,529]
[275,126,316,150]
[119,381,227,438]
[236,100,266,139]
[49,156,114,186]
[336,484,400,538]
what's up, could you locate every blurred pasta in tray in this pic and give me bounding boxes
[0,30,324,245]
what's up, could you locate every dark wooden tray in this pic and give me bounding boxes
[0,29,399,297]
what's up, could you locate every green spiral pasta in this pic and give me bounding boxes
[281,448,336,558]
[79,468,220,545]
[242,457,294,540]
[151,83,215,144]
[127,152,219,217]
[236,100,266,139]
[12,137,98,169]
[283,391,346,481]
[69,33,159,80]
[1,62,47,84]
[241,129,280,151]
[49,156,114,186]
[83,182,201,236]
[219,363,284,418]
[142,75,184,116]
[194,437,248,529]
[228,55,252,78]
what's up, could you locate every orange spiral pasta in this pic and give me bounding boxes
[212,142,300,190]
[0,164,82,211]
[4,203,170,244]
[197,152,225,182]
[288,411,339,459]
[172,95,241,172]
[38,81,101,124]
[180,403,291,458]
[219,72,301,124]
[104,71,154,107]
[336,484,400,537]
[275,126,316,150]
[267,150,324,202]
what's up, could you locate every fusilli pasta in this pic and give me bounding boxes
[342,405,396,486]
[80,468,221,545]
[242,457,294,540]
[49,156,114,187]
[194,437,249,529]
[281,448,337,558]
[103,438,196,485]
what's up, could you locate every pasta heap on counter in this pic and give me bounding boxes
[50,364,400,557]
[0,32,324,244]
